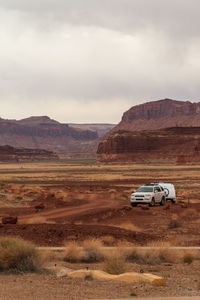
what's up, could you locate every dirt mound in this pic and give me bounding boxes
[0,223,159,246]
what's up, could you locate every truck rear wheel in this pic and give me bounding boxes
[160,197,166,206]
[149,198,155,207]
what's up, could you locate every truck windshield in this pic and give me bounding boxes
[136,187,153,192]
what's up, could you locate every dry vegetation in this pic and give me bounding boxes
[64,239,104,263]
[0,237,43,273]
[0,161,199,298]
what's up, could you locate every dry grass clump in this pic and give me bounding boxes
[64,239,104,263]
[125,242,181,265]
[168,219,182,229]
[167,236,184,246]
[103,250,127,275]
[82,239,104,263]
[183,252,194,264]
[0,236,43,273]
[101,235,116,246]
[63,241,85,263]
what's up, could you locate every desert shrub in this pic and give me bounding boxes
[0,236,43,273]
[183,253,194,264]
[181,208,197,217]
[84,272,93,281]
[103,251,127,275]
[130,292,137,297]
[168,219,181,229]
[167,236,183,246]
[64,239,104,263]
[82,239,104,263]
[63,241,85,263]
[125,243,181,265]
[101,235,116,246]
[125,248,143,264]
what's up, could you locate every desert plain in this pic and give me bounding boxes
[0,159,200,299]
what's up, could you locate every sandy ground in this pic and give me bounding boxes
[0,260,199,300]
[0,162,200,299]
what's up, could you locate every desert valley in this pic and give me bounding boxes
[0,99,199,299]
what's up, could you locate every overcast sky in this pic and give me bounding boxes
[0,0,200,123]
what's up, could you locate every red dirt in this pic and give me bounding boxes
[0,183,200,246]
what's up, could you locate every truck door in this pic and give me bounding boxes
[154,186,162,202]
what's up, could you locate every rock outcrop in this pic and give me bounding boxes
[113,99,200,132]
[0,145,58,162]
[0,116,98,154]
[97,127,200,164]
[69,124,115,137]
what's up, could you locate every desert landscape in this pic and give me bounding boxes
[0,159,199,299]
[1,1,200,298]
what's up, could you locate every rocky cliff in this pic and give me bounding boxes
[113,99,200,132]
[69,123,115,137]
[0,145,58,162]
[97,127,200,164]
[0,116,98,154]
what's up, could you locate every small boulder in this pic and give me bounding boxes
[2,216,18,224]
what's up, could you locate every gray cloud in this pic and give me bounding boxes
[0,1,200,123]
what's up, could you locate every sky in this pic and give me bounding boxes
[0,0,200,123]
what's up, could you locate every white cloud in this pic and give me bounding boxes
[0,1,200,122]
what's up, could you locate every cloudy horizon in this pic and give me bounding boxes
[0,0,200,123]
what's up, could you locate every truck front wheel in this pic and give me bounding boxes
[149,198,155,207]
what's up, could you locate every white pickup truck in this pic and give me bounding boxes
[130,184,166,207]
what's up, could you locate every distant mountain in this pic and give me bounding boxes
[0,145,58,162]
[69,123,115,137]
[0,116,98,155]
[112,99,200,132]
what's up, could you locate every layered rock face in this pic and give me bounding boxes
[97,99,200,164]
[69,123,115,137]
[113,99,200,132]
[0,116,98,154]
[0,145,58,162]
[97,127,200,164]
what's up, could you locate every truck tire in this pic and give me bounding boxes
[131,203,137,207]
[171,199,176,204]
[149,198,155,207]
[160,196,165,206]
